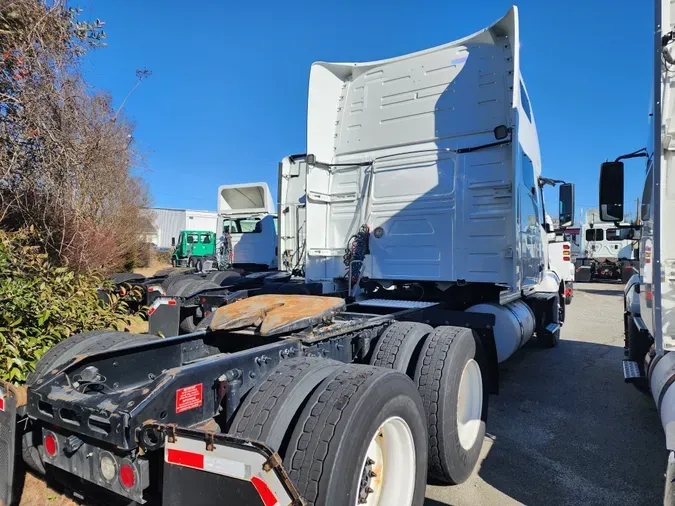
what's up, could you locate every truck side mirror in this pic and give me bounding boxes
[558,183,575,228]
[599,161,624,221]
[171,237,176,247]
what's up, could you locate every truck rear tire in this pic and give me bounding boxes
[414,326,487,485]
[283,365,428,506]
[370,322,432,375]
[160,273,201,293]
[110,272,145,284]
[205,270,241,285]
[26,331,160,387]
[230,357,342,451]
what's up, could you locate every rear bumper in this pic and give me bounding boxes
[1,401,305,506]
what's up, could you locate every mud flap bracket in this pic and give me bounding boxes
[0,382,21,506]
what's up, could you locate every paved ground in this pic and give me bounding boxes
[425,282,666,506]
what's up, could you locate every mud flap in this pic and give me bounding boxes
[145,424,304,506]
[148,297,181,337]
[0,383,20,506]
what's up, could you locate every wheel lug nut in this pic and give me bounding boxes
[366,458,375,465]
[369,471,377,477]
[366,487,374,494]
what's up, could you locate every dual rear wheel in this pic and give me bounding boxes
[231,322,486,506]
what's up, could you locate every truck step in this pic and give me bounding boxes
[622,360,644,382]
[545,322,561,334]
[353,299,438,309]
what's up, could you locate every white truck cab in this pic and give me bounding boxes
[216,182,278,270]
[598,1,675,501]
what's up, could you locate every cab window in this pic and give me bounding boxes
[522,153,536,195]
[186,233,198,244]
[606,228,619,241]
[585,229,603,241]
[201,234,211,244]
[520,80,532,122]
[641,163,654,221]
[224,218,261,234]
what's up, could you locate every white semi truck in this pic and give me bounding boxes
[216,182,278,271]
[575,208,640,283]
[1,7,575,506]
[598,0,675,502]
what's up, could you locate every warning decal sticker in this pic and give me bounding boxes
[176,383,203,414]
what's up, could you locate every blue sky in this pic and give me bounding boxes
[84,0,652,222]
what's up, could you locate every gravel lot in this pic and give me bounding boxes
[425,282,666,506]
[17,282,665,505]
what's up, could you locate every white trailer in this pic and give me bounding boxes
[598,1,675,502]
[215,182,278,270]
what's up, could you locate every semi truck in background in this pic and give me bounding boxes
[1,8,576,506]
[170,230,217,268]
[598,0,675,502]
[574,208,640,283]
[216,182,278,272]
[549,238,574,305]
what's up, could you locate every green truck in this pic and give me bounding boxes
[170,230,216,267]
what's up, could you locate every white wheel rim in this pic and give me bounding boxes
[457,359,483,450]
[355,416,416,506]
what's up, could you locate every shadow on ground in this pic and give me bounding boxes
[425,283,664,506]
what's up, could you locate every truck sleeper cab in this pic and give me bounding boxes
[1,7,573,506]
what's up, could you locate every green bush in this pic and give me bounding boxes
[0,229,132,384]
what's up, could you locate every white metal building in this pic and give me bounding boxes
[148,208,218,249]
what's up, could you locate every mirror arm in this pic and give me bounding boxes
[538,176,567,188]
[614,148,648,162]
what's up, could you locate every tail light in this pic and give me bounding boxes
[120,462,136,488]
[168,299,177,306]
[44,433,58,457]
[563,256,570,261]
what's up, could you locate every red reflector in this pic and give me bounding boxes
[148,286,155,292]
[563,256,570,261]
[200,297,206,303]
[204,311,211,317]
[565,288,573,297]
[148,307,156,316]
[0,395,4,411]
[120,463,136,488]
[44,434,57,457]
[251,476,279,506]
[647,291,653,301]
[168,299,177,306]
[167,448,205,470]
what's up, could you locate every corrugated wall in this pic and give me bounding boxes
[151,209,186,249]
[149,209,218,249]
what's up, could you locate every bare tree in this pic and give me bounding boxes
[0,0,151,273]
